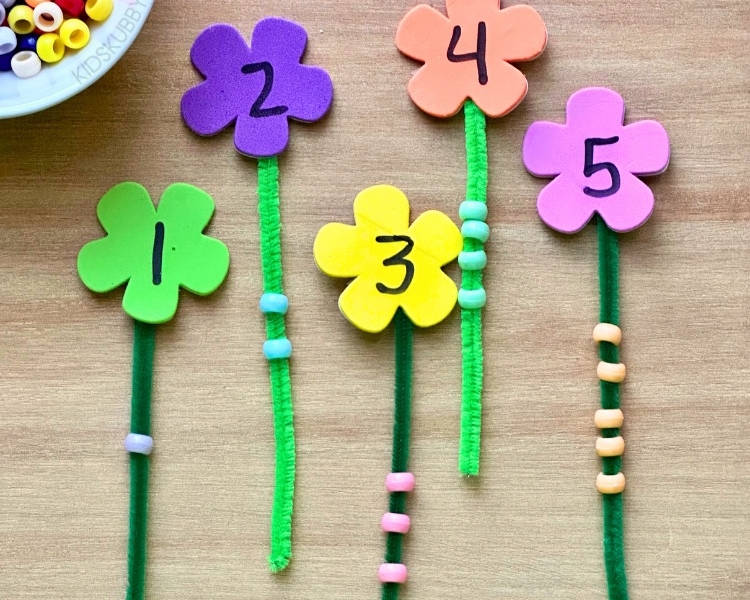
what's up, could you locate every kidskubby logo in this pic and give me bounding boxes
[71,0,149,85]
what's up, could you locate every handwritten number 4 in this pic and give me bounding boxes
[583,137,621,198]
[241,61,289,118]
[375,235,415,295]
[447,22,488,85]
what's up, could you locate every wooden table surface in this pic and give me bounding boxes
[1,0,748,598]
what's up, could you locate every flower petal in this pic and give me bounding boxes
[96,182,155,236]
[396,4,452,63]
[156,183,215,233]
[284,65,334,123]
[470,58,528,118]
[122,273,181,324]
[314,223,369,278]
[175,236,230,296]
[251,18,309,66]
[401,269,458,329]
[566,87,625,136]
[181,81,241,138]
[234,113,290,158]
[353,185,411,237]
[492,4,547,62]
[338,273,399,333]
[620,120,671,176]
[190,24,251,80]
[523,121,569,177]
[181,24,254,137]
[78,236,137,293]
[536,174,597,234]
[445,0,498,19]
[408,210,462,266]
[407,63,468,118]
[597,173,655,233]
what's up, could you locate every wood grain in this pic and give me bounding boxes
[0,0,748,598]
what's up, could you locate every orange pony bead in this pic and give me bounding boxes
[396,0,547,118]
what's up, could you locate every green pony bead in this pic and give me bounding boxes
[461,220,490,243]
[458,287,487,309]
[459,200,488,222]
[458,250,487,271]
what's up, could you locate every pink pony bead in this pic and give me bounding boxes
[381,512,411,534]
[378,563,408,584]
[385,472,415,492]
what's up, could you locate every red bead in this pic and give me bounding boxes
[54,0,85,18]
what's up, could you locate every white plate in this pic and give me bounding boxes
[0,0,153,119]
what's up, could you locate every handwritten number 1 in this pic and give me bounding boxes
[241,61,289,118]
[583,137,621,198]
[152,222,165,286]
[375,235,415,295]
[447,22,488,85]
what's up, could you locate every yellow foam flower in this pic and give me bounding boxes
[314,185,462,333]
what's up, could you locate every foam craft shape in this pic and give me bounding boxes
[396,0,547,118]
[78,182,230,324]
[181,20,334,158]
[314,185,462,333]
[523,87,670,234]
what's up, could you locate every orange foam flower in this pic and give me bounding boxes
[396,0,547,118]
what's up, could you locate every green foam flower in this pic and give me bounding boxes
[78,182,230,324]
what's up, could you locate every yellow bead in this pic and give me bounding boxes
[60,19,90,49]
[8,5,35,35]
[85,0,113,21]
[37,33,65,63]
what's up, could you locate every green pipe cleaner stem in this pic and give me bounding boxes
[257,156,296,573]
[381,309,413,600]
[459,99,488,476]
[127,320,156,600]
[597,215,628,600]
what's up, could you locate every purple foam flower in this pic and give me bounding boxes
[522,87,670,234]
[181,20,334,158]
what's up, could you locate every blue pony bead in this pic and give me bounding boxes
[458,250,487,271]
[17,34,38,53]
[259,292,289,315]
[263,338,293,360]
[458,288,487,310]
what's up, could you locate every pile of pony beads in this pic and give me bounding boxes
[0,0,113,78]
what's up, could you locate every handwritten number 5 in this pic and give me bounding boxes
[241,61,289,118]
[583,137,621,198]
[375,235,415,295]
[447,22,488,85]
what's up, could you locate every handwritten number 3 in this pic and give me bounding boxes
[375,235,415,295]
[241,61,289,118]
[447,22,488,85]
[583,137,621,198]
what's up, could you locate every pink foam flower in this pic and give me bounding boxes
[523,87,670,234]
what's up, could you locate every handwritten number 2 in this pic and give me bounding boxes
[241,62,289,118]
[447,22,488,85]
[375,235,415,295]
[583,137,621,198]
